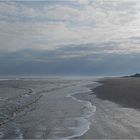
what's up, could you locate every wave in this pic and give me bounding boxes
[0,78,100,139]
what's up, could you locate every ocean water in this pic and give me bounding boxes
[0,76,100,139]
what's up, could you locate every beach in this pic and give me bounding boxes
[0,77,98,139]
[1,77,140,139]
[76,77,140,139]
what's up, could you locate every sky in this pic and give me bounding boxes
[1,0,140,76]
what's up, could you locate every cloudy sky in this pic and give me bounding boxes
[1,0,140,76]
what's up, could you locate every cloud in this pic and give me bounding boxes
[0,1,140,75]
[1,45,140,75]
[0,1,140,49]
[0,2,18,14]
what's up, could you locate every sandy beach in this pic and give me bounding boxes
[1,77,140,139]
[76,77,140,139]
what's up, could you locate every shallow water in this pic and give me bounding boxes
[0,76,99,139]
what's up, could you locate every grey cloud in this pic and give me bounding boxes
[0,42,140,76]
[0,1,140,76]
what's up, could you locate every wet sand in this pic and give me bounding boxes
[76,77,140,139]
[94,77,140,109]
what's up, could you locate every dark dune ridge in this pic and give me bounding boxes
[93,77,140,109]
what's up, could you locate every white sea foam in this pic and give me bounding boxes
[63,81,98,139]
[55,117,90,139]
[16,128,23,139]
[0,77,100,139]
[0,79,11,81]
[0,132,4,138]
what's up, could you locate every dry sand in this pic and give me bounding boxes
[75,77,140,139]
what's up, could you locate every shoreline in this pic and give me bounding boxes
[1,77,140,139]
[75,77,140,139]
[0,78,99,139]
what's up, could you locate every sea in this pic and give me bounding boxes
[0,76,101,139]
